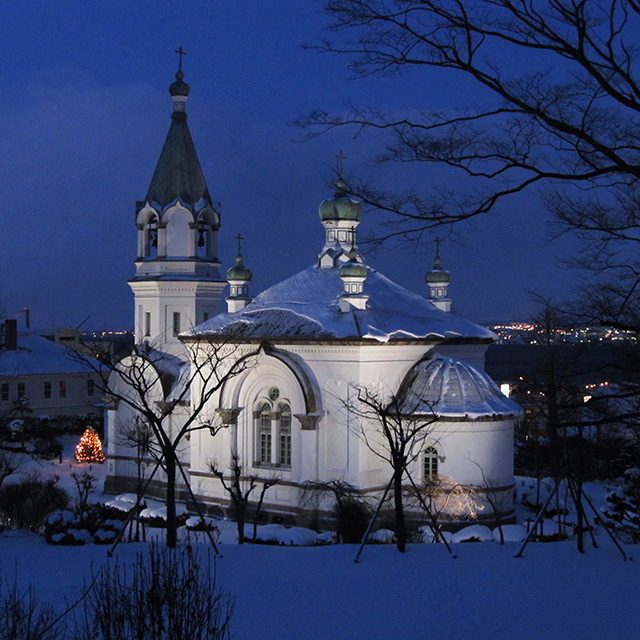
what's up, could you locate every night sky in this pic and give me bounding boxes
[0,1,582,332]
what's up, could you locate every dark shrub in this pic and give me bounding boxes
[0,473,69,531]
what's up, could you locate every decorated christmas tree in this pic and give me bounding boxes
[75,427,106,463]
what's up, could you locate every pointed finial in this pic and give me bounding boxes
[336,150,347,178]
[434,236,442,268]
[175,46,187,71]
[235,232,245,255]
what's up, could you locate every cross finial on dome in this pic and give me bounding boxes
[336,150,347,178]
[175,46,187,71]
[235,232,245,255]
[434,236,443,269]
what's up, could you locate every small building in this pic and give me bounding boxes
[0,320,102,419]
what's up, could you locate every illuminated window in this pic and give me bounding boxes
[423,447,439,480]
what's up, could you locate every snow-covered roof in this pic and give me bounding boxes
[399,354,523,418]
[0,334,98,376]
[186,265,494,342]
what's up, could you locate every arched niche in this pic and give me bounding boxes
[164,205,193,258]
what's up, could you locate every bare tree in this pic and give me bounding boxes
[77,340,254,548]
[118,416,153,541]
[304,0,640,326]
[209,454,279,544]
[344,382,438,552]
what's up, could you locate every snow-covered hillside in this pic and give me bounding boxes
[0,437,638,640]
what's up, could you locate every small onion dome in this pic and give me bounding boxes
[340,260,367,278]
[319,177,363,222]
[227,253,252,282]
[169,69,191,97]
[425,255,451,285]
[398,355,523,418]
[340,248,366,278]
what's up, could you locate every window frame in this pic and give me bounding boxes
[423,446,439,481]
[254,391,293,469]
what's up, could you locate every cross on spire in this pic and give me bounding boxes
[235,233,245,254]
[175,46,187,71]
[435,236,441,257]
[336,150,347,177]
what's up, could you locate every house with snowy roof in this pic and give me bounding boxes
[104,68,522,529]
[0,320,102,419]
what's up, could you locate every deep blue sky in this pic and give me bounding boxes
[0,1,581,332]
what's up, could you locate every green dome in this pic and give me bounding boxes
[319,178,363,222]
[227,253,252,282]
[426,269,451,285]
[340,251,367,278]
[426,254,451,285]
[169,70,191,97]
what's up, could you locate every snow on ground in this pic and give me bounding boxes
[1,441,639,639]
[0,532,638,640]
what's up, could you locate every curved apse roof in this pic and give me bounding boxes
[398,355,523,418]
[187,265,495,342]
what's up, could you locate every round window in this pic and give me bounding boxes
[269,387,280,401]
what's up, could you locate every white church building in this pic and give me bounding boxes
[105,68,522,530]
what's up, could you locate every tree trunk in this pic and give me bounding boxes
[165,449,177,548]
[393,467,406,552]
[236,505,246,545]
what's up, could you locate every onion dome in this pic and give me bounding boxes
[398,355,522,418]
[169,69,190,97]
[319,177,363,222]
[426,253,451,285]
[340,249,367,278]
[227,253,252,282]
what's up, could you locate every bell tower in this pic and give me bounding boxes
[129,59,225,356]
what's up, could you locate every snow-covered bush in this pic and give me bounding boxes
[368,528,396,544]
[252,523,286,543]
[451,525,494,543]
[139,504,189,528]
[601,468,640,543]
[44,504,127,545]
[185,515,219,532]
[275,526,320,546]
[414,526,452,544]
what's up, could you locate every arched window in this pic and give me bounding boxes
[258,403,272,464]
[196,214,209,258]
[423,447,439,480]
[254,390,293,469]
[279,404,292,467]
[145,215,158,258]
